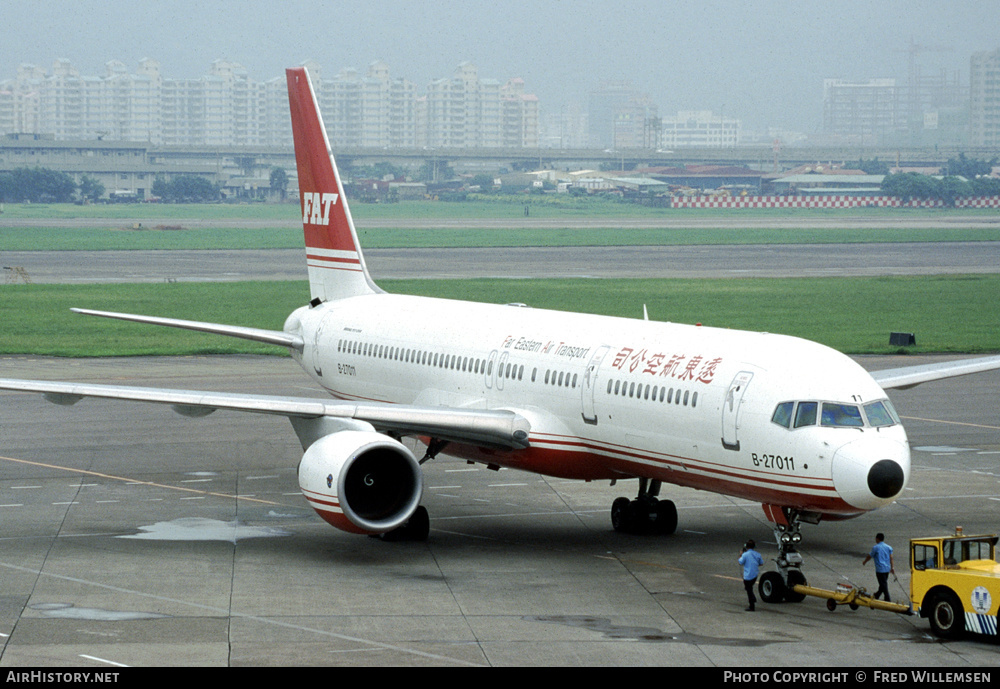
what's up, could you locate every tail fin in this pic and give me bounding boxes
[286,67,380,301]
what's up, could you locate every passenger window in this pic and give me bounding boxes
[794,402,817,428]
[771,402,794,428]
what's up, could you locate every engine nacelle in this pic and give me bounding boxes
[298,430,423,535]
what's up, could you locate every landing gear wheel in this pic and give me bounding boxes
[610,479,677,535]
[379,506,429,542]
[928,590,964,639]
[611,497,632,533]
[654,499,678,535]
[758,571,786,604]
[783,569,807,603]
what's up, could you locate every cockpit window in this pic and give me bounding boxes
[771,402,794,428]
[821,403,864,427]
[793,401,818,428]
[776,398,900,431]
[864,400,899,427]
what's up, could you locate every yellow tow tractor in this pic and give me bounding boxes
[787,528,1000,639]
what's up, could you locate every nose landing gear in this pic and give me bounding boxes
[759,506,819,603]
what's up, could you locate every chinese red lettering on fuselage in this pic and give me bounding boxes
[611,346,721,384]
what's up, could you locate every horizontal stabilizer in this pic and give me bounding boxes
[71,308,304,350]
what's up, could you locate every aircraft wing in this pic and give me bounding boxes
[0,378,530,450]
[870,354,1000,390]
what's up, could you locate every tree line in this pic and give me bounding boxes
[0,167,227,203]
[871,154,1000,205]
[0,168,104,203]
[881,172,1000,205]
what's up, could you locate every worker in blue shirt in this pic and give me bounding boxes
[863,532,895,601]
[739,539,765,611]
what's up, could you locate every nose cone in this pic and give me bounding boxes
[868,458,906,499]
[832,437,910,511]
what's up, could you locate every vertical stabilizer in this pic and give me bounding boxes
[286,67,379,301]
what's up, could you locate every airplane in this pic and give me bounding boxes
[3,66,1000,602]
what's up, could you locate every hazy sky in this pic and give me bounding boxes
[3,0,998,132]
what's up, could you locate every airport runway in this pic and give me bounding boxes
[1,354,998,667]
[5,241,1000,283]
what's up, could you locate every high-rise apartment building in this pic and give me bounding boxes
[587,80,658,149]
[822,78,899,145]
[0,59,538,150]
[970,48,1000,147]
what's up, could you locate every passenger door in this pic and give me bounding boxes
[581,345,610,425]
[722,370,753,450]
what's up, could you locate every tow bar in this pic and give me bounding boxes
[793,582,913,614]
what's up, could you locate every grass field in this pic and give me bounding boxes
[2,275,997,357]
[4,201,1000,250]
[3,202,998,357]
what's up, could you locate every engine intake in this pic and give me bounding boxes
[298,430,423,534]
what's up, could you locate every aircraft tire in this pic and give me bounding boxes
[758,571,786,604]
[611,497,633,533]
[784,569,807,603]
[380,505,429,542]
[405,505,430,541]
[654,500,678,535]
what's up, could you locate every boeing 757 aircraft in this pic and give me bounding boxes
[3,67,999,601]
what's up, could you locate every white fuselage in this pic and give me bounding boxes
[285,292,911,519]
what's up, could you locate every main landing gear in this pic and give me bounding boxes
[378,505,430,542]
[611,478,678,535]
[375,436,449,543]
[758,507,815,603]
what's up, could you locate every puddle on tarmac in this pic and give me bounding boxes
[118,517,290,543]
[30,603,169,621]
[524,615,796,646]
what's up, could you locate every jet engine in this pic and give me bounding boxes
[298,430,423,535]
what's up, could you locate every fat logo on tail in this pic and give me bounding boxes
[286,67,380,301]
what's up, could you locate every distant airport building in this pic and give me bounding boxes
[970,48,1000,147]
[0,59,539,151]
[661,111,741,148]
[822,78,899,146]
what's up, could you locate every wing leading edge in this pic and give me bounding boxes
[871,354,1000,390]
[0,378,531,451]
